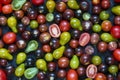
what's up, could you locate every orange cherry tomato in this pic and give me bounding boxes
[101,20,112,32]
[2,4,12,14]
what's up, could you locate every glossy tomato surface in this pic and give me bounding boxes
[110,26,120,39]
[67,69,78,80]
[113,49,120,61]
[0,69,7,80]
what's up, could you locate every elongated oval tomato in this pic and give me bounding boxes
[86,64,97,78]
[49,24,61,38]
[0,69,6,80]
[67,69,78,80]
[79,33,90,46]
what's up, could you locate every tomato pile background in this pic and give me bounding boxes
[0,0,120,80]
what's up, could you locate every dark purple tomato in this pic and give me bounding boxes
[0,59,7,67]
[17,23,26,33]
[63,9,74,21]
[47,72,56,80]
[21,16,30,25]
[50,38,60,49]
[80,54,91,65]
[82,21,93,31]
[69,39,79,49]
[14,10,24,19]
[5,65,14,75]
[98,64,108,73]
[22,31,31,40]
[54,13,62,24]
[35,48,45,59]
[31,29,40,38]
[114,16,120,26]
[22,2,31,11]
[38,5,46,14]
[71,29,80,39]
[80,0,89,11]
[39,24,48,33]
[64,47,74,58]
[8,44,17,53]
[57,69,66,78]
[75,47,83,57]
[90,15,100,24]
[47,62,56,72]
[37,71,46,80]
[101,0,110,9]
[77,66,86,76]
[107,74,114,80]
[56,2,66,13]
[27,8,38,19]
[85,45,94,55]
[98,42,108,52]
[92,5,101,14]
[74,9,82,18]
[58,57,69,68]
[25,57,35,67]
[105,56,115,65]
[16,39,26,49]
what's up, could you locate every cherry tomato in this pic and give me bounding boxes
[79,33,90,46]
[92,0,100,5]
[32,0,44,6]
[0,4,2,12]
[2,0,12,5]
[0,69,7,80]
[42,44,51,53]
[101,20,112,32]
[3,32,16,44]
[49,24,61,38]
[110,26,120,39]
[95,73,107,80]
[59,20,70,32]
[113,49,120,61]
[86,64,97,79]
[115,0,120,2]
[101,0,110,9]
[67,69,78,80]
[2,4,12,14]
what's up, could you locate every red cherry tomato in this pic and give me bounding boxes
[110,26,120,39]
[0,69,7,80]
[32,0,44,6]
[3,32,16,44]
[115,0,120,2]
[2,4,12,14]
[86,64,97,79]
[113,49,120,61]
[95,73,107,80]
[49,24,61,38]
[2,0,12,5]
[59,20,70,32]
[79,33,90,46]
[0,4,2,13]
[67,69,78,80]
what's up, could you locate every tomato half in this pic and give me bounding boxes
[0,69,7,80]
[49,24,61,38]
[113,49,120,61]
[67,69,78,80]
[110,26,120,39]
[79,33,90,46]
[3,32,16,44]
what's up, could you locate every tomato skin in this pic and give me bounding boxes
[32,0,44,6]
[59,20,70,32]
[2,0,12,5]
[2,4,12,14]
[115,0,120,2]
[67,69,78,80]
[3,32,16,44]
[113,49,120,61]
[79,33,90,46]
[0,69,7,80]
[110,26,120,39]
[0,4,2,13]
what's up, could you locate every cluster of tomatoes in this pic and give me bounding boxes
[0,0,120,80]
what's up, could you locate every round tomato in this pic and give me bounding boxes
[113,49,120,61]
[3,32,16,44]
[101,20,112,32]
[0,69,6,80]
[115,0,120,3]
[59,20,70,32]
[110,26,120,39]
[2,0,12,5]
[95,73,107,80]
[32,0,44,6]
[67,69,78,80]
[2,4,12,14]
[0,4,2,12]
[79,33,90,46]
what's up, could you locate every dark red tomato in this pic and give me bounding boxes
[113,49,120,61]
[32,0,44,6]
[115,0,120,2]
[86,64,97,79]
[92,0,100,5]
[67,69,78,80]
[0,69,6,80]
[3,32,16,44]
[95,73,107,80]
[2,0,12,5]
[49,24,61,38]
[79,33,90,46]
[110,26,120,39]
[101,0,110,9]
[59,20,70,32]
[0,4,2,13]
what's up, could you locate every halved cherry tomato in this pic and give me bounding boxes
[79,33,90,46]
[2,0,12,5]
[113,49,120,61]
[59,20,70,32]
[3,32,16,44]
[49,24,61,38]
[0,69,7,80]
[2,4,12,14]
[67,69,78,80]
[110,26,120,39]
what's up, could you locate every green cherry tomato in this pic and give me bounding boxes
[99,11,110,20]
[30,20,38,29]
[108,65,118,74]
[67,0,79,9]
[46,0,55,13]
[36,59,47,71]
[16,52,26,65]
[46,13,54,22]
[92,55,102,65]
[70,18,81,29]
[45,53,53,62]
[82,12,91,21]
[101,33,115,42]
[92,24,101,32]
